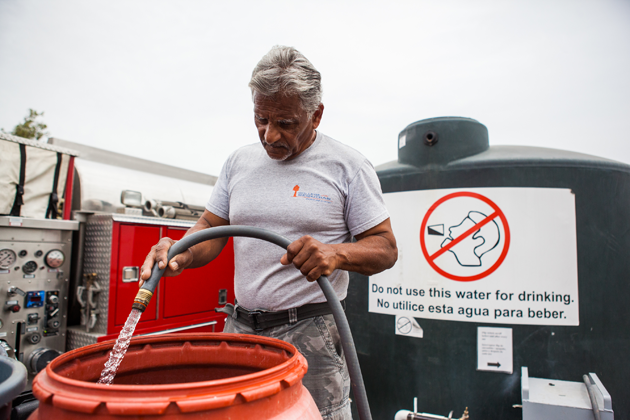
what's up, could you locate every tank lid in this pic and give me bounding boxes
[398,117,489,167]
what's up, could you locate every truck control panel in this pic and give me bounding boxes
[0,217,77,388]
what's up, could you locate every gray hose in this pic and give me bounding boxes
[140,225,372,420]
[583,375,601,420]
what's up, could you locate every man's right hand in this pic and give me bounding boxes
[139,237,194,288]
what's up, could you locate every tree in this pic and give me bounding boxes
[11,109,49,140]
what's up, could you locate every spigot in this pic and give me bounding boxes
[459,408,469,420]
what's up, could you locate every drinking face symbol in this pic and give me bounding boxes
[441,211,500,267]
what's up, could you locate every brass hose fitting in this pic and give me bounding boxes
[132,289,153,312]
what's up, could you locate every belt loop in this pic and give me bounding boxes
[251,311,263,331]
[288,308,298,324]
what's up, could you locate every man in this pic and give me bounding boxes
[140,45,397,420]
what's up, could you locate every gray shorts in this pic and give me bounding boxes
[224,313,352,420]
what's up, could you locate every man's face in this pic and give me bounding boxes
[253,93,323,161]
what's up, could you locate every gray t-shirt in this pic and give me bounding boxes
[206,131,389,311]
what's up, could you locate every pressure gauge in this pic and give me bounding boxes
[45,250,65,269]
[22,261,38,274]
[0,249,16,269]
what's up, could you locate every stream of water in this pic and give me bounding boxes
[97,308,142,385]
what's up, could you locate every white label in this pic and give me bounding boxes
[395,315,423,338]
[9,217,22,227]
[398,134,407,149]
[477,327,513,373]
[23,274,35,279]
[370,187,579,326]
[48,269,58,273]
[0,332,6,337]
[26,327,38,332]
[0,270,9,274]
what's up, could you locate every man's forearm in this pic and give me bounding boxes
[332,233,397,276]
[182,211,229,269]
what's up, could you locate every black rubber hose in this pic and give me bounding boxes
[139,225,372,420]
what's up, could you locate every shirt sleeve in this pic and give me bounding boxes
[344,159,390,237]
[206,157,231,221]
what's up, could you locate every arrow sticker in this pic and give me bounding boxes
[477,327,513,374]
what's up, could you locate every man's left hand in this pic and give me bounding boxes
[281,236,339,282]
[281,219,397,282]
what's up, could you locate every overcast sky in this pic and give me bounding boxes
[1,0,629,176]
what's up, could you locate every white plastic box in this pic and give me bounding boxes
[522,366,613,420]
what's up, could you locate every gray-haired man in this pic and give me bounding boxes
[141,46,397,420]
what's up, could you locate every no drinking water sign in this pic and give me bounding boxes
[369,187,579,326]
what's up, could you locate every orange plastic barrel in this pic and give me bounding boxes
[28,333,322,419]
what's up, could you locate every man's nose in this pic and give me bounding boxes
[264,123,281,144]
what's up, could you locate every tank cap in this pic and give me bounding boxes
[398,117,489,167]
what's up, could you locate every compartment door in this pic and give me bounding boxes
[162,228,234,318]
[114,224,160,325]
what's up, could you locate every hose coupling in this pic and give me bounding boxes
[132,289,153,312]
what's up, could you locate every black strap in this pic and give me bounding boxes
[9,144,27,217]
[46,152,63,219]
[231,300,346,331]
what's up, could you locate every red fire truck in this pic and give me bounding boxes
[0,132,235,388]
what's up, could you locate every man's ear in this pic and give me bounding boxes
[311,103,324,129]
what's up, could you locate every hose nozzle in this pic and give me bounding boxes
[132,289,153,312]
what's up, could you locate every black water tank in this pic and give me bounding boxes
[347,117,629,419]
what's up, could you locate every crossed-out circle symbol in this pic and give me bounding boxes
[420,192,510,282]
[396,317,412,334]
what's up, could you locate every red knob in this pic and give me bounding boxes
[11,305,20,313]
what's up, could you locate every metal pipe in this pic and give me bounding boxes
[137,320,217,336]
[145,199,205,213]
[395,412,450,420]
[143,199,158,212]
[157,206,199,220]
[133,225,373,420]
[158,200,205,212]
[395,408,465,420]
[71,212,89,331]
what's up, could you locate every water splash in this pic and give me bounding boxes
[97,308,142,385]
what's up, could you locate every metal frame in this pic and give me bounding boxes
[137,320,218,336]
[0,217,79,231]
[48,137,216,186]
[0,132,79,157]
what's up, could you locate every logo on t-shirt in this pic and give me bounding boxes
[292,185,332,204]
